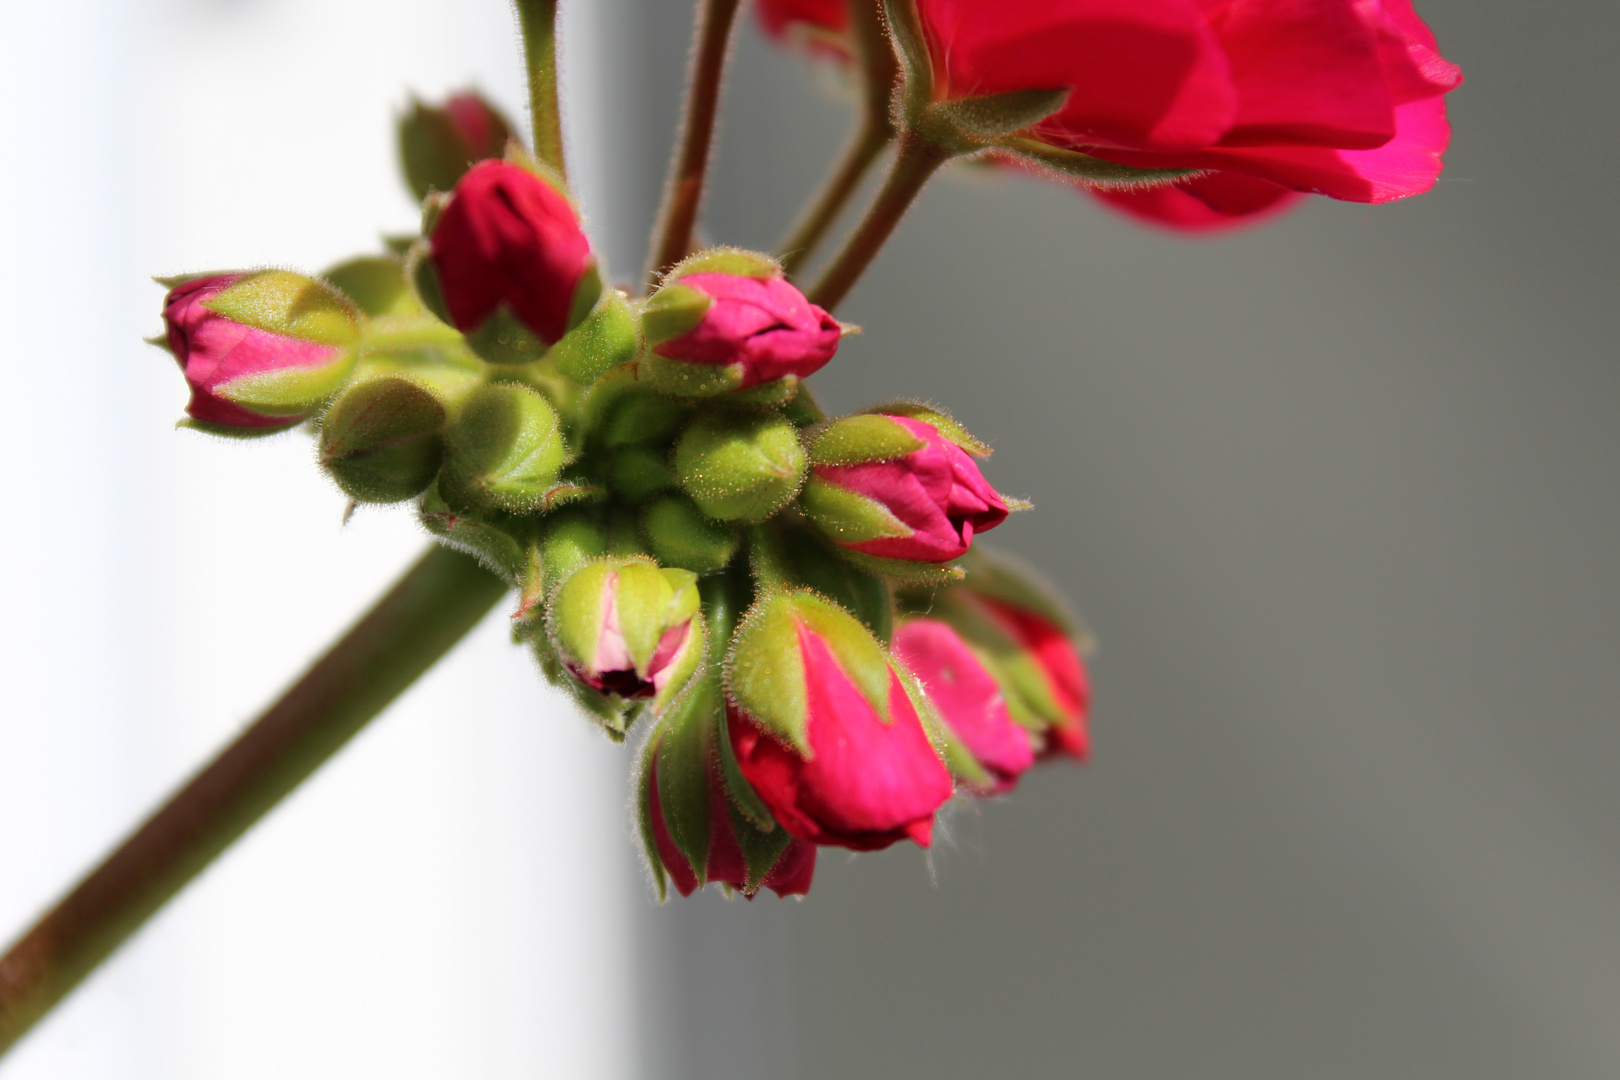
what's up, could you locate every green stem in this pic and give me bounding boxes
[806,131,951,313]
[0,545,506,1058]
[778,0,899,279]
[513,0,567,180]
[646,0,745,285]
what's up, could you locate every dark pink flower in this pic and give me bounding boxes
[805,414,1009,563]
[914,0,1462,204]
[430,160,595,345]
[162,274,342,431]
[647,755,816,898]
[441,92,507,160]
[727,622,954,852]
[648,272,841,389]
[981,597,1091,760]
[894,618,1035,791]
[1088,171,1303,231]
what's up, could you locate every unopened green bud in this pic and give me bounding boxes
[322,256,420,317]
[673,412,806,524]
[319,377,446,503]
[439,382,567,513]
[548,288,638,386]
[640,495,740,575]
[418,481,527,585]
[398,90,515,202]
[609,444,676,502]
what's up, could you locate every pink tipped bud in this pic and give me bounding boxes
[398,90,515,202]
[725,592,954,852]
[549,559,704,710]
[802,412,1009,564]
[893,618,1035,791]
[429,160,597,349]
[644,272,841,396]
[160,271,358,434]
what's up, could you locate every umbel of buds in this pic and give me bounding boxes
[149,89,1095,903]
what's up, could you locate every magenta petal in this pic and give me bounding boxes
[1089,171,1304,231]
[654,272,840,387]
[895,620,1035,790]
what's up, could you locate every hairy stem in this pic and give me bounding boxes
[806,132,950,313]
[513,0,567,179]
[0,545,506,1057]
[646,0,745,285]
[778,0,900,278]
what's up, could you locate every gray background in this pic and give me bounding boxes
[616,2,1620,1078]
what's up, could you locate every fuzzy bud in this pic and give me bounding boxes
[673,412,806,524]
[398,90,514,201]
[319,376,446,503]
[439,382,567,513]
[549,557,705,711]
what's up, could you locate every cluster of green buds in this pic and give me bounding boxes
[152,90,1090,900]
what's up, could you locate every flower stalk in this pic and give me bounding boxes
[0,546,506,1058]
[512,0,567,179]
[647,0,745,284]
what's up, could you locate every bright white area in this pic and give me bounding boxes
[0,1,637,1077]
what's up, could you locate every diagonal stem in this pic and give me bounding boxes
[806,131,950,313]
[0,545,507,1058]
[778,0,900,278]
[646,0,745,285]
[513,0,567,179]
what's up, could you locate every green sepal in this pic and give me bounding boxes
[322,255,421,317]
[641,282,712,347]
[730,801,793,896]
[643,351,745,399]
[996,138,1203,188]
[213,351,358,416]
[560,669,638,740]
[808,413,926,466]
[417,481,528,584]
[403,240,452,325]
[609,444,676,502]
[799,477,912,545]
[318,376,446,504]
[634,728,671,902]
[176,416,301,440]
[715,693,776,832]
[781,384,827,428]
[674,412,807,524]
[439,382,566,513]
[863,402,991,456]
[640,495,740,575]
[550,560,614,669]
[725,592,810,754]
[847,548,967,585]
[539,511,609,592]
[661,246,780,283]
[615,561,698,673]
[919,88,1070,151]
[550,288,638,386]
[779,526,894,643]
[655,668,724,883]
[203,269,361,348]
[462,305,549,366]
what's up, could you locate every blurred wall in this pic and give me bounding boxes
[622,2,1620,1079]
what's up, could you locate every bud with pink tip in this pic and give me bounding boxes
[549,557,705,712]
[893,617,1035,791]
[158,270,360,435]
[800,406,1013,571]
[426,159,600,363]
[637,669,815,900]
[398,90,515,201]
[724,590,954,851]
[643,250,842,400]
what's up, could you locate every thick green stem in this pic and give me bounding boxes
[778,0,899,278]
[513,0,567,179]
[646,0,745,285]
[0,545,506,1057]
[806,132,950,313]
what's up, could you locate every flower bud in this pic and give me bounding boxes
[418,481,528,585]
[159,271,360,434]
[580,365,691,448]
[801,407,1010,566]
[428,160,601,361]
[398,90,514,202]
[724,590,954,850]
[439,382,567,513]
[673,412,806,524]
[893,618,1034,791]
[608,444,675,503]
[546,287,638,386]
[926,547,1092,760]
[549,557,705,710]
[643,265,841,399]
[319,376,446,503]
[638,669,815,900]
[639,495,740,575]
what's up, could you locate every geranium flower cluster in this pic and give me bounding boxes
[150,0,1458,901]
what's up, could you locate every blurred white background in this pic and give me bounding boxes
[1,1,639,1077]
